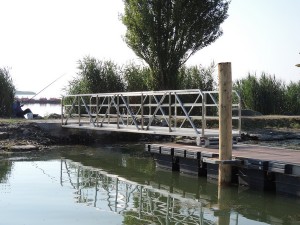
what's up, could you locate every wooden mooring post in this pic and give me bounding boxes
[218,62,232,186]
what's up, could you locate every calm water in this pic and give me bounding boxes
[16,93,61,117]
[0,145,299,225]
[23,103,61,117]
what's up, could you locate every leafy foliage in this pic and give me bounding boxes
[66,56,125,95]
[123,62,153,91]
[285,81,300,115]
[122,0,230,90]
[0,67,15,117]
[177,62,216,90]
[257,73,286,114]
[233,73,300,115]
[65,56,300,115]
[66,57,217,96]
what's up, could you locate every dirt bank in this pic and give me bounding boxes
[0,119,171,152]
[0,119,63,151]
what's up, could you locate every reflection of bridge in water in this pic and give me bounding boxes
[60,158,300,225]
[60,158,236,225]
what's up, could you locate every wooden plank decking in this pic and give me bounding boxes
[159,143,300,165]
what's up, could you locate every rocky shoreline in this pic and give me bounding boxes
[1,119,300,153]
[0,120,171,152]
[0,121,63,152]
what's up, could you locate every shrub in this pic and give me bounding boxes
[285,81,300,115]
[0,67,15,117]
[66,57,125,95]
[123,62,153,92]
[177,62,216,90]
[234,73,287,115]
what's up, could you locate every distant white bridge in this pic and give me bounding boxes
[61,89,241,146]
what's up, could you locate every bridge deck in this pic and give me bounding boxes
[62,121,240,138]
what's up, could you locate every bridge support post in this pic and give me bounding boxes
[218,62,232,186]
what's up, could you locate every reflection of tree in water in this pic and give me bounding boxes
[0,160,13,183]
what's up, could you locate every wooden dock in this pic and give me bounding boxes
[145,143,300,197]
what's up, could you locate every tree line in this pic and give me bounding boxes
[65,57,300,116]
[64,56,215,94]
[1,61,300,117]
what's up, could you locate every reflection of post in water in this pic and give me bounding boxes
[60,158,63,186]
[217,186,239,225]
[94,178,98,207]
[139,186,142,219]
[166,195,170,225]
[115,177,119,212]
[76,166,80,190]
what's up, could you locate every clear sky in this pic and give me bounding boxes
[0,0,299,98]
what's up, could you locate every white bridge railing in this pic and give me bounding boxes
[61,89,241,144]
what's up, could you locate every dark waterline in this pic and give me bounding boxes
[0,145,299,225]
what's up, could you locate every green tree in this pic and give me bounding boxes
[285,81,300,115]
[234,74,260,111]
[0,67,15,117]
[257,73,286,114]
[177,62,216,90]
[234,73,286,115]
[122,0,229,90]
[123,62,153,91]
[66,57,125,95]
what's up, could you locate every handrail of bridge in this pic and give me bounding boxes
[61,89,241,142]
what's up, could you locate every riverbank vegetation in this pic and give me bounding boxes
[1,57,299,118]
[0,67,15,117]
[65,56,300,116]
[234,73,300,115]
[65,56,216,94]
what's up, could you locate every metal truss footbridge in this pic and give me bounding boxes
[61,89,241,145]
